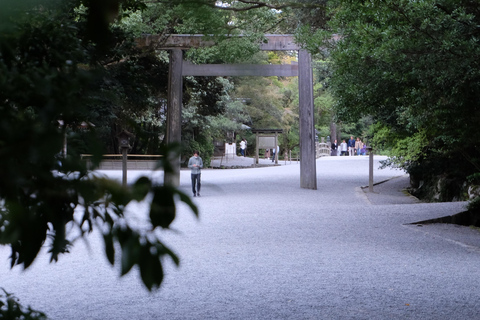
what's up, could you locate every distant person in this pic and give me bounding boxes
[188,150,203,197]
[331,139,338,156]
[348,136,355,156]
[340,140,348,156]
[265,148,270,159]
[355,137,363,156]
[360,145,367,155]
[272,145,279,162]
[239,138,246,157]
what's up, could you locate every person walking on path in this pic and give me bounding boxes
[348,136,355,156]
[188,150,203,197]
[240,138,246,157]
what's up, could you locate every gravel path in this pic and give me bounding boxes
[1,156,479,320]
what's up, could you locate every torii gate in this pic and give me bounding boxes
[138,34,317,190]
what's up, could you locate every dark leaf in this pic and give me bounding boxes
[150,186,176,229]
[119,229,139,276]
[176,189,199,217]
[138,244,163,291]
[104,233,115,265]
[131,176,152,201]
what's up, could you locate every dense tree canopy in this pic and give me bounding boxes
[328,0,480,199]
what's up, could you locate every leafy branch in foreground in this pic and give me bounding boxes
[0,1,198,292]
[0,289,47,320]
[0,144,198,291]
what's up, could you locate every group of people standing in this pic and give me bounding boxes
[331,136,367,156]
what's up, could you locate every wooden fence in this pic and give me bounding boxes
[81,154,162,170]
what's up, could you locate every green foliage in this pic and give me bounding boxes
[368,122,393,155]
[371,122,428,167]
[0,0,199,296]
[314,84,334,127]
[467,173,480,185]
[327,0,480,199]
[467,195,480,212]
[182,133,214,167]
[390,130,428,163]
[233,70,284,128]
[296,25,331,55]
[180,76,235,164]
[0,289,47,320]
[207,100,250,139]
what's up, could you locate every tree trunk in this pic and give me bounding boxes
[330,121,337,142]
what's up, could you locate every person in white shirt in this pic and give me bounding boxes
[340,140,348,156]
[272,145,280,162]
[240,138,246,157]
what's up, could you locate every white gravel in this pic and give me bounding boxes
[1,156,478,320]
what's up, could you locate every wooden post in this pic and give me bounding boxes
[122,147,128,187]
[165,49,183,187]
[298,49,317,190]
[255,133,259,166]
[274,132,278,164]
[368,147,374,192]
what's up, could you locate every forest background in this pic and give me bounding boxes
[1,0,480,318]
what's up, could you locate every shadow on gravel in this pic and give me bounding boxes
[362,175,421,205]
[411,210,480,228]
[365,175,480,228]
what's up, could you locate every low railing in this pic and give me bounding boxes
[81,154,162,170]
[316,142,331,158]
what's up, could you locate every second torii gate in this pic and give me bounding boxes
[139,34,317,190]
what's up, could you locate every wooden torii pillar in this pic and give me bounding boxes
[164,49,183,186]
[139,35,317,189]
[298,49,317,189]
